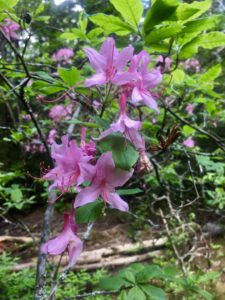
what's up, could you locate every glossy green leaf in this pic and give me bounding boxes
[71,28,87,39]
[145,23,183,44]
[90,13,133,36]
[110,0,143,28]
[76,200,103,224]
[174,0,211,22]
[59,32,78,40]
[87,28,103,40]
[58,67,80,87]
[181,15,223,34]
[144,0,179,34]
[98,134,139,170]
[180,32,225,58]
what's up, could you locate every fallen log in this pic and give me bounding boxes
[12,238,166,271]
[0,235,37,243]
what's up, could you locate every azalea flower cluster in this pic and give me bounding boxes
[42,37,164,266]
[49,104,72,122]
[52,48,74,65]
[1,18,20,41]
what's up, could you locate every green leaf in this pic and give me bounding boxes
[35,16,50,21]
[180,32,225,58]
[144,0,179,34]
[182,125,196,137]
[87,28,103,40]
[71,28,87,39]
[98,134,139,170]
[136,265,163,283]
[199,64,221,85]
[58,67,80,87]
[110,0,143,28]
[1,0,18,8]
[34,3,45,16]
[197,271,220,283]
[76,200,103,224]
[118,291,128,300]
[181,15,223,34]
[64,120,99,128]
[174,0,212,22]
[199,31,225,49]
[141,284,167,300]
[171,69,185,84]
[11,188,22,203]
[196,289,213,300]
[34,71,55,82]
[79,12,88,33]
[99,275,130,291]
[145,23,183,44]
[117,188,142,195]
[0,0,14,11]
[90,14,133,36]
[127,286,146,300]
[59,32,78,40]
[123,270,136,284]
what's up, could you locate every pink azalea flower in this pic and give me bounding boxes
[185,104,194,115]
[52,48,74,64]
[41,212,83,267]
[48,129,57,145]
[182,58,200,73]
[49,104,72,122]
[74,152,133,212]
[1,19,20,41]
[157,55,171,72]
[114,51,162,112]
[43,135,93,193]
[96,94,142,149]
[84,37,133,86]
[80,127,96,157]
[183,137,195,148]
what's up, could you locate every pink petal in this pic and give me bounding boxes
[85,73,107,86]
[68,236,83,266]
[74,185,101,208]
[95,127,115,140]
[106,192,129,212]
[123,116,141,130]
[106,168,133,188]
[100,37,115,68]
[78,162,96,183]
[112,71,134,85]
[114,45,134,70]
[84,48,106,72]
[142,90,159,113]
[131,87,143,104]
[41,231,71,255]
[96,152,115,178]
[143,69,162,88]
[125,128,143,149]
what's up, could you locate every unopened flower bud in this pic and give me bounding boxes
[136,151,153,174]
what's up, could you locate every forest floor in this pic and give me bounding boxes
[1,207,225,299]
